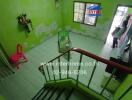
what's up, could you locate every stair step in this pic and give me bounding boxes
[45,87,58,100]
[58,88,74,100]
[55,88,65,100]
[68,90,92,100]
[33,86,95,100]
[41,87,53,100]
[42,87,62,100]
[32,86,46,100]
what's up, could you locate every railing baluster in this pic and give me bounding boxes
[76,53,83,86]
[100,68,117,95]
[88,60,98,87]
[46,65,51,81]
[55,88,65,100]
[42,87,52,100]
[47,87,58,100]
[65,88,74,100]
[32,86,46,100]
[118,84,132,100]
[67,51,70,78]
[39,66,47,82]
[51,61,56,81]
[58,57,61,80]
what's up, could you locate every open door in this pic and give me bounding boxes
[106,5,129,45]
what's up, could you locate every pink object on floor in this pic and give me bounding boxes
[10,44,28,69]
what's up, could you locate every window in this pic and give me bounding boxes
[74,2,85,23]
[73,2,100,26]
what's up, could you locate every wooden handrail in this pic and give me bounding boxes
[72,48,132,74]
[40,48,132,74]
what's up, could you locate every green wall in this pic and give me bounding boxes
[1,0,132,55]
[114,75,132,100]
[0,0,63,56]
[128,7,132,14]
[0,0,132,99]
[62,0,132,40]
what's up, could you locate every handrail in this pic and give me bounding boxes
[38,48,132,99]
[40,48,132,74]
[72,48,132,74]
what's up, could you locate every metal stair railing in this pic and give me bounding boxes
[38,48,132,99]
[0,44,14,79]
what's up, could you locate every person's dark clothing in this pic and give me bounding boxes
[112,38,118,48]
[112,27,120,48]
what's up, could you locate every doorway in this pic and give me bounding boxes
[106,6,128,45]
[101,5,132,59]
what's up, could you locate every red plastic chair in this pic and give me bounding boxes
[10,44,28,69]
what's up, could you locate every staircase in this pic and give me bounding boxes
[32,48,132,100]
[32,79,105,100]
[32,86,85,100]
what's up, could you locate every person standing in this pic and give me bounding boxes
[112,15,130,48]
[112,27,121,48]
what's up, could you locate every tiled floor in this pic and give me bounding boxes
[0,32,114,100]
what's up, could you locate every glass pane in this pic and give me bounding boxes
[74,2,79,8]
[74,2,85,23]
[74,8,79,13]
[80,10,84,13]
[74,13,78,21]
[84,3,98,25]
[80,3,85,10]
[74,13,84,22]
[84,16,96,25]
